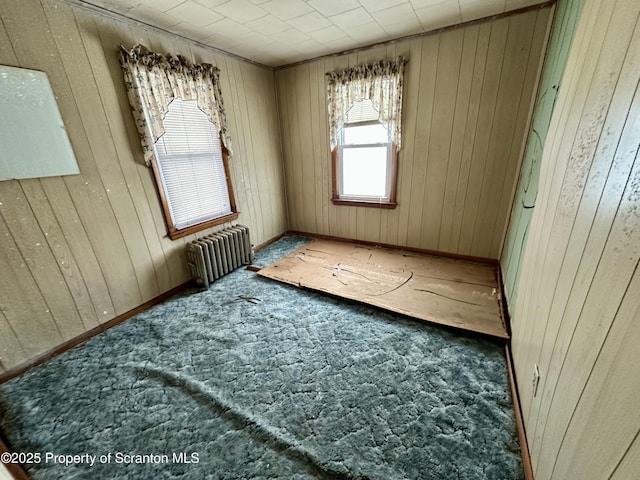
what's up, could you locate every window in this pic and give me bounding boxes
[119,44,238,240]
[150,99,237,239]
[326,57,407,209]
[333,99,397,207]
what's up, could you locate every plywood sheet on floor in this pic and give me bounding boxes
[258,239,507,338]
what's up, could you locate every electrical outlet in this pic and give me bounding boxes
[532,364,540,397]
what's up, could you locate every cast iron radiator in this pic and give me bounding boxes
[187,225,253,288]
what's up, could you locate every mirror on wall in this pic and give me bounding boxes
[0,65,79,181]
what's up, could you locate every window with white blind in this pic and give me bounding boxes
[333,99,397,207]
[151,98,237,239]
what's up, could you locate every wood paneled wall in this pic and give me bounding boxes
[510,0,640,477]
[275,6,551,259]
[501,0,584,310]
[0,0,287,373]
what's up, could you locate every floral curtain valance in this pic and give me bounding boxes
[119,44,232,166]
[326,57,408,151]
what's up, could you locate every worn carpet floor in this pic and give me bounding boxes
[0,236,523,480]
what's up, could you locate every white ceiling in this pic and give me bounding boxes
[80,0,548,67]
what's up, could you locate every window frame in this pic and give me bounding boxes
[149,126,239,241]
[331,120,398,209]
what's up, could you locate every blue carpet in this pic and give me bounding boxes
[0,236,523,479]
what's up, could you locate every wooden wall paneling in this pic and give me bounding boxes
[494,6,555,269]
[0,309,26,373]
[437,26,477,253]
[78,10,170,296]
[522,0,631,466]
[242,60,273,243]
[406,34,438,248]
[394,38,422,248]
[37,177,115,321]
[90,13,173,291]
[257,61,287,241]
[506,2,640,478]
[187,44,286,248]
[43,2,156,306]
[424,29,463,252]
[322,56,339,238]
[319,58,332,236]
[0,182,84,340]
[308,61,325,235]
[510,0,599,418]
[451,22,490,253]
[551,264,640,479]
[261,62,289,238]
[283,68,302,232]
[480,10,548,259]
[500,4,560,300]
[0,213,62,357]
[382,39,413,247]
[248,60,277,242]
[274,7,550,258]
[4,0,142,316]
[538,153,640,478]
[470,12,535,257]
[458,18,509,255]
[275,68,293,229]
[18,179,99,330]
[0,0,287,370]
[232,59,263,241]
[248,65,277,240]
[217,54,254,233]
[289,64,306,234]
[318,57,338,238]
[261,65,286,239]
[509,0,591,402]
[294,63,315,235]
[532,12,640,474]
[0,14,18,66]
[115,22,188,287]
[610,431,640,480]
[1,3,100,363]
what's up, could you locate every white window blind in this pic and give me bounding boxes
[153,99,232,230]
[345,98,381,124]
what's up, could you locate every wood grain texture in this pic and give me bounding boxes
[0,0,287,372]
[275,7,551,260]
[507,0,640,478]
[258,239,507,338]
[610,431,640,480]
[501,0,584,312]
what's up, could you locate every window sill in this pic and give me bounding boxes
[167,211,240,240]
[331,198,397,209]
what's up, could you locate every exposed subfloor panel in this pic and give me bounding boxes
[258,239,507,339]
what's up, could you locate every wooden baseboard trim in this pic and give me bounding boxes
[0,230,289,385]
[253,232,286,253]
[0,281,191,385]
[505,343,535,480]
[286,230,499,266]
